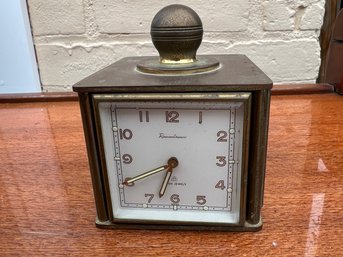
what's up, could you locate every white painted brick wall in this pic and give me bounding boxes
[27,0,325,92]
[93,0,249,33]
[29,0,85,35]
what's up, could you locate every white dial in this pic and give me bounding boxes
[97,93,250,225]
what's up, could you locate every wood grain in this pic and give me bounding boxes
[0,94,342,256]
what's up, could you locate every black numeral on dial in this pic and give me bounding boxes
[119,129,133,140]
[139,111,149,122]
[196,195,207,205]
[215,180,225,190]
[170,194,180,204]
[216,156,227,167]
[144,193,154,203]
[122,154,133,164]
[166,111,179,123]
[217,130,228,142]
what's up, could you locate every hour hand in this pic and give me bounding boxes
[159,157,179,198]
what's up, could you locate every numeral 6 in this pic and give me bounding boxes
[170,194,180,204]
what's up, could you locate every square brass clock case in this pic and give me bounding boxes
[92,93,251,228]
[73,55,272,231]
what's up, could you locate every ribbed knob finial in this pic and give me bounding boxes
[136,5,219,74]
[150,4,203,64]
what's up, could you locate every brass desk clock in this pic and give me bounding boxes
[73,5,272,231]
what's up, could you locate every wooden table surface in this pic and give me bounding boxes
[0,93,342,256]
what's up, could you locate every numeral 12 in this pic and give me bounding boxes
[166,111,179,123]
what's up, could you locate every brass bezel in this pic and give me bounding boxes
[92,92,252,229]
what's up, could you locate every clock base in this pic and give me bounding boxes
[94,217,263,232]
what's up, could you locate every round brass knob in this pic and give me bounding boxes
[151,4,203,64]
[136,4,219,75]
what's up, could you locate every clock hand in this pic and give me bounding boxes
[122,157,178,186]
[123,165,167,186]
[159,157,179,198]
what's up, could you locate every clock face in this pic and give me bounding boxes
[95,93,251,225]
